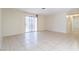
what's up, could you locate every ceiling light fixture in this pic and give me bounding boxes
[42,8,46,10]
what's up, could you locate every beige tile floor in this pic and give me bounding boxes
[1,31,79,51]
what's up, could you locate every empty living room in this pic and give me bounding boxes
[0,8,79,51]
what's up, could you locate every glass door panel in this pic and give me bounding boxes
[25,16,37,32]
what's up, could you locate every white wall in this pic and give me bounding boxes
[0,9,2,39]
[2,9,25,36]
[45,13,67,33]
[37,15,45,31]
[0,9,2,48]
[2,9,45,36]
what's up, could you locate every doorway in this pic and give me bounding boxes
[25,16,37,32]
[67,14,79,35]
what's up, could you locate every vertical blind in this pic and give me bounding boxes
[25,16,37,32]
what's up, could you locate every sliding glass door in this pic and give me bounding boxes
[25,16,37,32]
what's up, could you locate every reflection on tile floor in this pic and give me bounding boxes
[1,31,79,51]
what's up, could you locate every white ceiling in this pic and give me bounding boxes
[17,8,79,15]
